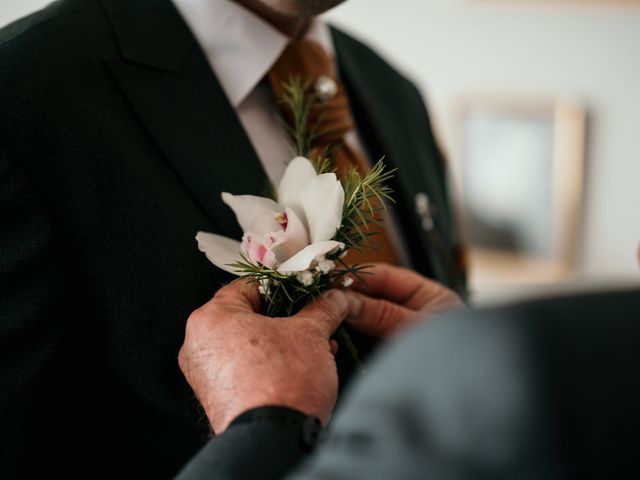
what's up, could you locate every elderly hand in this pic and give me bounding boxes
[178,281,348,434]
[344,263,463,338]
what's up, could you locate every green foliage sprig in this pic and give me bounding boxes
[279,76,318,157]
[335,159,396,254]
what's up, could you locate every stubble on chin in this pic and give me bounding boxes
[265,0,347,17]
[297,0,346,15]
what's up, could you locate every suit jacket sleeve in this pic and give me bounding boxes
[174,406,321,480]
[0,139,68,478]
[285,309,555,480]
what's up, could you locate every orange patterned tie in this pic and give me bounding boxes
[268,39,400,266]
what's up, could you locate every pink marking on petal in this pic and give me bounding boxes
[255,244,277,268]
[255,244,267,261]
[242,232,277,268]
[241,232,253,252]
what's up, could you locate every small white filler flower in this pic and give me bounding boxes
[342,276,354,288]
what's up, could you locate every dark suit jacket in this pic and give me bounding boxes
[176,289,640,480]
[0,0,465,477]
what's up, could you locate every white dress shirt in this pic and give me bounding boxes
[172,0,410,265]
[172,0,346,184]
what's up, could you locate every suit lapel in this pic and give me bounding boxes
[100,0,268,237]
[333,30,444,279]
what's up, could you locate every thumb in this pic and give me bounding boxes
[296,290,348,339]
[344,291,414,337]
[211,279,262,313]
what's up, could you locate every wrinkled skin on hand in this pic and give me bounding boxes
[179,281,348,433]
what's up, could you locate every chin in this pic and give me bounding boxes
[264,0,347,17]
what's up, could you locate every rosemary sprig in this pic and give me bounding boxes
[279,76,318,157]
[335,159,397,251]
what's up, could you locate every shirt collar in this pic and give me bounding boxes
[172,0,334,108]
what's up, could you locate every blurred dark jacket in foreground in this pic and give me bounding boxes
[177,288,640,480]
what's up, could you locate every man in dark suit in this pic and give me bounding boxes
[175,264,640,479]
[0,0,465,478]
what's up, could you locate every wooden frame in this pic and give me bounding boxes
[451,95,587,298]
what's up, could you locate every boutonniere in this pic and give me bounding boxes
[196,78,395,318]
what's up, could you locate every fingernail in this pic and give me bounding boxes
[344,291,363,318]
[323,289,347,310]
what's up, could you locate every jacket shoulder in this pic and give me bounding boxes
[0,0,91,58]
[330,26,421,98]
[0,0,88,46]
[0,0,104,122]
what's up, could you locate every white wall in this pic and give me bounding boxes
[0,0,48,26]
[2,0,639,285]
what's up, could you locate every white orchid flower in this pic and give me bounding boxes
[196,157,345,275]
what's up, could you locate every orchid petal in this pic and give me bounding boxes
[196,232,243,275]
[222,193,281,236]
[241,232,277,268]
[271,207,310,263]
[301,173,344,243]
[277,157,317,224]
[276,240,344,274]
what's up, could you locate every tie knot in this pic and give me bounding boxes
[271,39,334,81]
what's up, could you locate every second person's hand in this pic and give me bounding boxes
[344,263,463,339]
